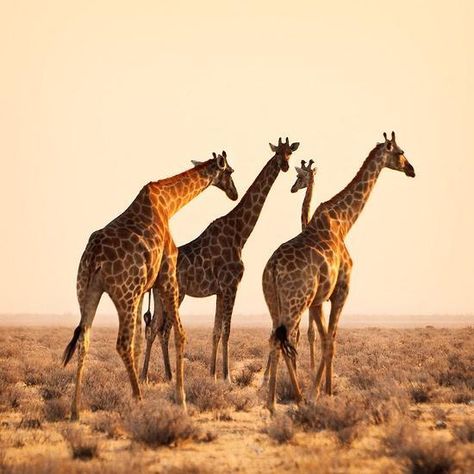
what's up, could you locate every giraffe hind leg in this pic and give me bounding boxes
[68,285,103,421]
[114,298,142,400]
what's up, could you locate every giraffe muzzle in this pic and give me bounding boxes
[404,162,415,178]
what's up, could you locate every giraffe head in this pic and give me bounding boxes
[380,131,415,177]
[269,137,300,172]
[192,151,238,200]
[291,159,317,193]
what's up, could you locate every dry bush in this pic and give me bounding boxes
[409,382,433,404]
[164,464,211,474]
[0,455,145,474]
[17,391,44,429]
[276,373,297,404]
[291,395,364,445]
[384,422,458,474]
[124,399,198,447]
[0,383,24,412]
[91,411,123,438]
[185,375,230,412]
[234,367,255,387]
[227,387,256,412]
[43,397,69,422]
[62,428,100,460]
[265,414,295,444]
[83,364,129,412]
[361,385,410,425]
[452,419,474,443]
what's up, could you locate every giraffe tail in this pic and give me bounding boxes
[62,325,82,367]
[275,325,298,360]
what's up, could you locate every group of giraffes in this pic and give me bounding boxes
[63,133,415,419]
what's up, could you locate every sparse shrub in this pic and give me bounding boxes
[349,366,378,390]
[384,422,458,474]
[410,383,432,403]
[62,428,100,460]
[276,373,295,403]
[266,414,294,444]
[43,397,69,422]
[91,412,123,438]
[124,399,198,447]
[0,384,23,412]
[234,367,255,387]
[291,395,364,445]
[18,394,44,429]
[185,375,230,412]
[83,365,128,412]
[164,464,211,474]
[452,388,473,404]
[227,387,256,412]
[362,387,409,425]
[452,419,474,443]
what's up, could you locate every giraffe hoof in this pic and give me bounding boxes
[70,411,80,422]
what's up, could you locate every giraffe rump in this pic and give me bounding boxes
[274,325,298,360]
[62,325,82,367]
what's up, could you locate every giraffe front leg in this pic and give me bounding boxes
[158,278,186,409]
[159,315,173,381]
[141,289,162,383]
[210,293,224,380]
[308,313,316,371]
[309,304,327,400]
[325,284,349,396]
[133,296,143,375]
[221,288,237,383]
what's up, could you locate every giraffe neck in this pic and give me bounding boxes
[149,161,214,218]
[225,155,281,248]
[311,146,384,237]
[301,176,314,230]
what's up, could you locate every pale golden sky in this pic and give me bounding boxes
[1,1,473,320]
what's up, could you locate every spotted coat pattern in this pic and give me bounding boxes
[263,133,415,412]
[141,139,300,383]
[64,154,237,420]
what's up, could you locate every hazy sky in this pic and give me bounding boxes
[1,1,473,321]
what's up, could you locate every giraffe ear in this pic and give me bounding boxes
[216,154,226,170]
[290,142,300,151]
[295,166,304,176]
[269,143,277,152]
[191,160,203,167]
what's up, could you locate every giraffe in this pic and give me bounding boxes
[262,159,317,383]
[141,138,300,383]
[62,152,238,420]
[262,132,415,412]
[291,159,318,369]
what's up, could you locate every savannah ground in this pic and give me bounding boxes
[0,325,472,473]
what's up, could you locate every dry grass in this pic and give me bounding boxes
[0,326,472,473]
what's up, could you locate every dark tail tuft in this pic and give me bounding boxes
[274,325,298,360]
[62,326,82,367]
